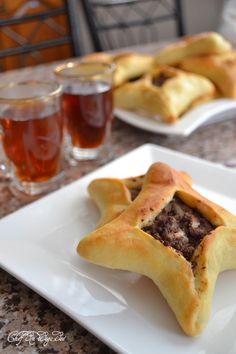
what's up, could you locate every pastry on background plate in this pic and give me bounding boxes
[88,171,191,228]
[154,32,232,66]
[78,162,236,336]
[82,51,154,87]
[180,51,236,98]
[114,66,215,123]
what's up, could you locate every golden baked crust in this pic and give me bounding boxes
[154,32,232,66]
[89,171,192,228]
[88,175,144,228]
[81,52,113,63]
[180,52,236,98]
[82,51,154,87]
[77,162,236,336]
[114,66,215,123]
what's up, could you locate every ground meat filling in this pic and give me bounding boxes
[128,75,143,82]
[152,73,171,87]
[142,196,214,261]
[129,186,142,201]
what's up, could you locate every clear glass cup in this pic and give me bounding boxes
[54,61,115,162]
[0,80,64,196]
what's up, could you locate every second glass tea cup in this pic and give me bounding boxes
[54,61,115,162]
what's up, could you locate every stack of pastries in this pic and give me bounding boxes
[82,32,235,123]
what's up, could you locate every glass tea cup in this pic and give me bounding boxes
[54,61,115,162]
[0,80,64,196]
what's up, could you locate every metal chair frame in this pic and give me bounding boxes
[0,1,81,64]
[82,0,185,51]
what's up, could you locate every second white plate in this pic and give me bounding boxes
[115,98,236,136]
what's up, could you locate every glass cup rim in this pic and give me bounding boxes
[54,61,116,79]
[0,80,62,104]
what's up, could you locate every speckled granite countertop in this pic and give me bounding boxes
[0,60,236,354]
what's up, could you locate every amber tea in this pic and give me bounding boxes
[0,111,63,183]
[62,81,113,149]
[54,61,115,161]
[0,80,64,195]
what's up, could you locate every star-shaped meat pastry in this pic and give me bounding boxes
[82,51,154,87]
[180,51,236,98]
[89,170,191,228]
[115,66,215,123]
[77,162,236,336]
[154,32,231,66]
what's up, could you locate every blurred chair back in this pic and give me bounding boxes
[0,0,81,71]
[81,0,185,51]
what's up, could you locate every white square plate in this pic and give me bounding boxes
[115,99,236,136]
[0,144,236,354]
